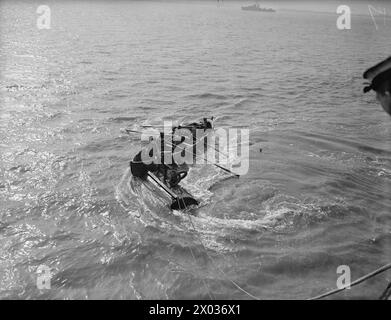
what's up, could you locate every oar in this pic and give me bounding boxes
[215,163,240,177]
[197,153,240,178]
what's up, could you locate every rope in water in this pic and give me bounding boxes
[178,197,214,300]
[188,243,215,300]
[182,196,260,300]
[308,262,391,300]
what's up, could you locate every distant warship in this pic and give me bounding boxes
[241,3,276,12]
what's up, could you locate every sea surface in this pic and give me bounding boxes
[0,1,390,299]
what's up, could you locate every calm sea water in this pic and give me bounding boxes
[0,1,390,299]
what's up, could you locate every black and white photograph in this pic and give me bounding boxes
[0,0,390,303]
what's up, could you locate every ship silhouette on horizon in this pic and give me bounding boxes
[241,2,276,13]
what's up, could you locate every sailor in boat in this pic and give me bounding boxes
[130,118,213,188]
[363,56,391,116]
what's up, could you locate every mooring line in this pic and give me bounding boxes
[186,211,261,300]
[188,244,215,300]
[177,197,214,300]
